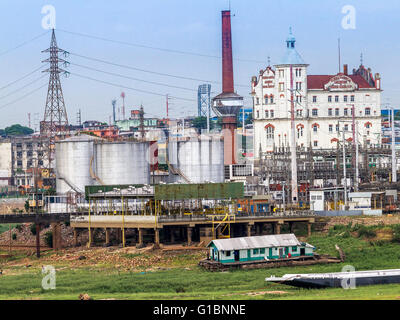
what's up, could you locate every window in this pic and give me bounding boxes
[328,96,332,102]
[292,246,297,252]
[266,126,274,140]
[314,141,318,147]
[270,110,274,118]
[265,110,269,118]
[225,251,231,257]
[344,108,348,116]
[297,110,302,117]
[335,108,339,116]
[335,95,339,102]
[264,97,268,104]
[296,82,302,91]
[296,96,302,103]
[344,124,348,131]
[297,127,303,138]
[312,109,318,116]
[351,95,355,102]
[260,248,265,254]
[329,125,333,132]
[279,69,284,78]
[336,124,339,132]
[257,111,259,118]
[279,83,285,92]
[270,96,274,104]
[253,249,259,255]
[312,96,317,103]
[344,95,348,102]
[365,108,371,115]
[256,97,260,105]
[313,126,318,133]
[366,123,371,129]
[328,108,332,116]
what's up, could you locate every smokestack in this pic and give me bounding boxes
[343,64,348,75]
[222,10,234,93]
[212,10,243,167]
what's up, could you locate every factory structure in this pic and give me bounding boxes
[1,9,400,251]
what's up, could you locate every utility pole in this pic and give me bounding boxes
[391,107,397,182]
[342,129,348,208]
[111,99,116,124]
[121,92,126,120]
[355,121,359,191]
[289,65,298,204]
[34,158,40,258]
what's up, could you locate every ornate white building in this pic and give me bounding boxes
[252,30,382,159]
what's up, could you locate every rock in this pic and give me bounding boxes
[78,293,92,300]
[78,255,86,260]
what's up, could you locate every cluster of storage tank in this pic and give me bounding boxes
[55,135,150,194]
[168,133,224,183]
[55,132,225,195]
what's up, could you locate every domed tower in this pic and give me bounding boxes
[212,10,243,166]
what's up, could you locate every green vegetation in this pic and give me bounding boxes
[0,224,17,234]
[0,124,33,137]
[1,223,400,300]
[44,231,53,248]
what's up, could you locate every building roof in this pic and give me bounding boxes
[208,234,301,251]
[307,74,374,90]
[275,28,307,66]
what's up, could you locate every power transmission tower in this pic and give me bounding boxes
[198,84,211,131]
[139,104,145,139]
[40,29,69,178]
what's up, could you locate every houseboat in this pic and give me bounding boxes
[207,234,315,264]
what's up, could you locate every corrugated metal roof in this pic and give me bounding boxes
[209,234,301,251]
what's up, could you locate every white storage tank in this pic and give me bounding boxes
[93,141,150,185]
[55,134,99,194]
[168,134,224,183]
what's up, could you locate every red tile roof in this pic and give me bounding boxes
[307,74,374,90]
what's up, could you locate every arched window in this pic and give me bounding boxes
[265,124,275,140]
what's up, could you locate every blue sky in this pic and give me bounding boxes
[0,0,398,128]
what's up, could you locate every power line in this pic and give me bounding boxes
[0,74,47,100]
[0,31,50,57]
[0,65,46,91]
[58,29,265,64]
[70,71,196,102]
[70,62,198,92]
[0,83,47,110]
[69,52,249,88]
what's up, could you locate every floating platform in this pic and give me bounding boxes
[265,269,400,288]
[199,254,340,271]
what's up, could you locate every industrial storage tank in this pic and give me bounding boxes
[168,134,224,183]
[93,141,150,185]
[55,134,100,194]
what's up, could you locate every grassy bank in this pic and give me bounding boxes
[0,224,400,300]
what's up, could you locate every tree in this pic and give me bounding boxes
[192,117,207,130]
[3,124,33,136]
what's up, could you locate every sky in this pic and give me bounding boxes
[0,0,399,129]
